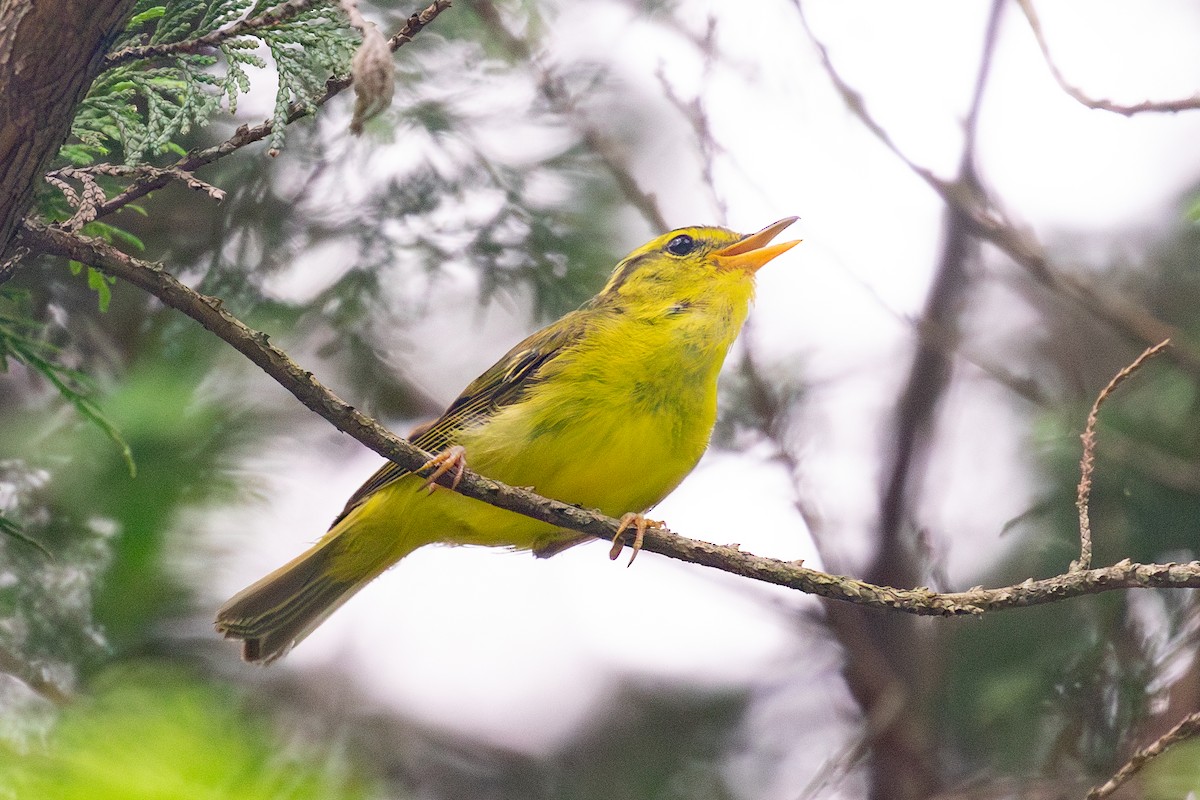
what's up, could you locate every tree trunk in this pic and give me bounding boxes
[0,0,135,258]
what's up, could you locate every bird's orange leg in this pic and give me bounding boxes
[419,445,467,493]
[608,512,663,567]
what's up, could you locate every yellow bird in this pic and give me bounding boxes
[216,218,800,663]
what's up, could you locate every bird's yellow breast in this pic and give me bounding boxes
[461,296,745,523]
[339,269,756,564]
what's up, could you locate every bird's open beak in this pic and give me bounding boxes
[713,217,801,273]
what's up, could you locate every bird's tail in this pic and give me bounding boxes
[214,534,376,665]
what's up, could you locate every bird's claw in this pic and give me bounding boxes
[419,445,467,493]
[608,512,663,567]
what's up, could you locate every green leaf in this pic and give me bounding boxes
[1188,196,1200,223]
[0,513,53,560]
[128,6,166,26]
[0,290,136,477]
[87,268,115,313]
[0,668,383,798]
[82,220,145,252]
[39,365,136,478]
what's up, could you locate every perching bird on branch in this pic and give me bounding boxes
[215,218,800,663]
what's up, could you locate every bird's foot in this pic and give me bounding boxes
[419,445,467,493]
[609,512,663,567]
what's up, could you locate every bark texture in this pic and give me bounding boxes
[0,0,135,257]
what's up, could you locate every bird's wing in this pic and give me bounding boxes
[328,308,596,527]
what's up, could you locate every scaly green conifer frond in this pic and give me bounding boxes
[66,0,359,165]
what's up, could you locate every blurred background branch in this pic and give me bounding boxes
[1016,0,1200,116]
[469,0,669,232]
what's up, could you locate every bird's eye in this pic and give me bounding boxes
[665,234,696,256]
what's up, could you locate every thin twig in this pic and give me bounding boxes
[21,220,1200,621]
[903,310,1200,500]
[44,165,226,231]
[48,164,226,201]
[1074,339,1172,571]
[1015,0,1200,117]
[0,244,29,283]
[655,14,727,224]
[1085,709,1200,799]
[797,722,878,800]
[0,644,70,706]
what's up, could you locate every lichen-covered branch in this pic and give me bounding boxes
[1074,340,1172,572]
[1086,710,1200,799]
[18,220,1200,624]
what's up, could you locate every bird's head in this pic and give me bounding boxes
[596,217,800,311]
